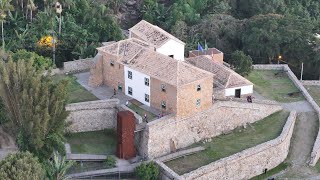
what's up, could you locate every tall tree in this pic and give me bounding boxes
[230,50,253,76]
[0,59,68,160]
[0,151,44,179]
[0,0,14,50]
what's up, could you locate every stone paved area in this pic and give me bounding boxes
[75,72,161,116]
[75,72,131,104]
[282,100,315,113]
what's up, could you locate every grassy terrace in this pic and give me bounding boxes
[246,70,304,103]
[165,111,290,175]
[128,103,157,121]
[305,85,320,106]
[66,129,117,154]
[53,75,98,103]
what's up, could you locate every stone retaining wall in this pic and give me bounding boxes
[66,99,119,132]
[302,80,320,86]
[181,111,297,180]
[156,160,181,180]
[252,64,320,166]
[63,58,95,74]
[139,101,282,159]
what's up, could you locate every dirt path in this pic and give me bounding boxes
[271,112,319,179]
[0,127,17,160]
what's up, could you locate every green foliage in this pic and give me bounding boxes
[0,151,44,179]
[45,152,74,180]
[0,99,8,124]
[105,155,116,168]
[135,162,159,180]
[11,49,53,70]
[0,59,68,161]
[230,50,252,76]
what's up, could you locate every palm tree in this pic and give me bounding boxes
[27,0,37,22]
[0,0,14,50]
[45,152,74,180]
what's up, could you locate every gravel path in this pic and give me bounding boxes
[270,112,319,179]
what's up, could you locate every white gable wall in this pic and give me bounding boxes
[156,39,185,61]
[124,66,151,106]
[225,85,253,97]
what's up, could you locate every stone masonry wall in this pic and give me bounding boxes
[139,101,282,158]
[176,76,213,118]
[181,111,297,180]
[302,80,320,86]
[66,99,119,132]
[63,58,95,74]
[252,64,320,166]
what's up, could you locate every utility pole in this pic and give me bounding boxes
[300,62,304,81]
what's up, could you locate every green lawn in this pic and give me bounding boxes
[165,111,290,175]
[305,86,320,106]
[246,70,304,103]
[53,75,98,103]
[66,129,117,154]
[128,104,157,121]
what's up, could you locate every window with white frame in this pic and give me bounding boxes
[145,94,149,102]
[197,84,201,91]
[145,78,149,86]
[196,99,201,107]
[161,101,166,109]
[128,87,133,95]
[128,71,132,79]
[161,84,166,92]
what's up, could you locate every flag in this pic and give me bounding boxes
[205,40,208,50]
[198,43,204,52]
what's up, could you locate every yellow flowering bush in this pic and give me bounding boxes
[37,36,57,48]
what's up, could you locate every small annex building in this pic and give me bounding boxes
[186,55,253,98]
[129,20,185,61]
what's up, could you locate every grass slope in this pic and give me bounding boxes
[66,129,117,154]
[246,70,304,103]
[305,86,320,106]
[165,111,290,175]
[53,75,98,103]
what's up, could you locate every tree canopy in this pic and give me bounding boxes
[0,152,43,179]
[0,59,68,160]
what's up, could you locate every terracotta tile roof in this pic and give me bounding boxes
[129,20,185,48]
[97,38,211,86]
[185,55,253,88]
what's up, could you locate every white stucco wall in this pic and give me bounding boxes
[225,85,253,97]
[124,66,151,106]
[156,39,185,61]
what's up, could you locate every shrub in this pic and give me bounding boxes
[0,152,44,179]
[11,49,53,70]
[105,155,116,168]
[135,162,159,180]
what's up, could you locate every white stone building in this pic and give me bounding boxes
[129,20,185,61]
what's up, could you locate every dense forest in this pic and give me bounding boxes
[0,0,319,79]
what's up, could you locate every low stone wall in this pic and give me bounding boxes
[181,111,297,180]
[139,101,282,159]
[156,160,181,180]
[302,80,320,86]
[252,64,320,166]
[63,58,95,74]
[252,64,284,70]
[66,99,119,132]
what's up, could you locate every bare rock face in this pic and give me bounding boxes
[118,0,143,29]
